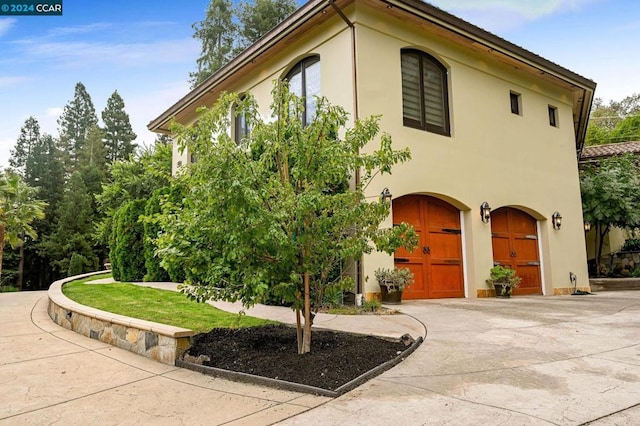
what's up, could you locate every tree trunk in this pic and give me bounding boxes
[17,241,24,290]
[301,271,312,354]
[0,224,5,285]
[295,308,302,354]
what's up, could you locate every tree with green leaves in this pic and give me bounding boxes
[581,154,640,275]
[0,171,46,285]
[190,0,296,87]
[156,84,417,354]
[57,82,99,169]
[237,0,296,46]
[586,93,640,146]
[102,90,137,163]
[43,171,99,275]
[9,116,41,182]
[190,0,236,87]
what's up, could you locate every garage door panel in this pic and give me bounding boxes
[430,232,462,259]
[514,238,539,261]
[430,265,464,296]
[401,263,427,299]
[491,207,542,296]
[491,236,511,262]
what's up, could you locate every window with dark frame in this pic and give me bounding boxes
[401,49,450,136]
[234,96,250,145]
[548,105,558,127]
[510,91,521,115]
[285,55,320,127]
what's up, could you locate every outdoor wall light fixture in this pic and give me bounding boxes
[552,211,563,230]
[584,221,591,232]
[381,187,393,203]
[480,201,491,223]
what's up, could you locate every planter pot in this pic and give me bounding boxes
[380,285,403,304]
[493,283,512,298]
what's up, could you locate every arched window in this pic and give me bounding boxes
[233,96,250,145]
[285,55,320,126]
[401,49,450,136]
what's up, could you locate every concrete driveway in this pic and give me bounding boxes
[0,291,329,425]
[281,292,640,425]
[2,289,639,425]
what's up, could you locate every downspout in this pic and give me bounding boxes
[328,0,364,295]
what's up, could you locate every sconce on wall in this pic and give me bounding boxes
[584,221,591,232]
[552,211,562,230]
[380,187,393,203]
[480,201,491,223]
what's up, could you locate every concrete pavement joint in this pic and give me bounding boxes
[578,402,640,425]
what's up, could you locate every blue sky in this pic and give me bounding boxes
[1,0,639,167]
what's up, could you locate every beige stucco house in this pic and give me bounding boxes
[149,0,596,300]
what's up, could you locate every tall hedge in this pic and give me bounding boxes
[143,189,170,282]
[110,199,146,282]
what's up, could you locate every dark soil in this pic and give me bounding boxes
[184,324,413,391]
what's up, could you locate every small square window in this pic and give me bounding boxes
[548,105,558,127]
[510,91,521,115]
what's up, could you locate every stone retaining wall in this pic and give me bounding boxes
[48,272,193,365]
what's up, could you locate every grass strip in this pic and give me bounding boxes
[63,275,275,333]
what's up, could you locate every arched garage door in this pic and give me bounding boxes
[490,207,542,295]
[392,195,464,299]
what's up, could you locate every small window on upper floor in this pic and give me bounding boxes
[401,48,450,136]
[234,96,250,145]
[285,55,320,126]
[510,91,522,115]
[548,105,558,127]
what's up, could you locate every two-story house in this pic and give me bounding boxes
[148,0,596,300]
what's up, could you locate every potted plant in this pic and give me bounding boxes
[486,265,521,298]
[374,267,414,304]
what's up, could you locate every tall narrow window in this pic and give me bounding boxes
[285,55,320,126]
[548,105,558,127]
[234,96,250,145]
[510,91,522,115]
[401,49,450,136]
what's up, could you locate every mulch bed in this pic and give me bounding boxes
[183,324,415,391]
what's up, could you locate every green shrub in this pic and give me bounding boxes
[622,238,640,251]
[110,199,147,282]
[362,299,381,312]
[0,285,19,293]
[67,252,87,276]
[143,189,170,282]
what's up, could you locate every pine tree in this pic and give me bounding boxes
[237,0,296,46]
[57,82,98,170]
[190,0,236,87]
[10,117,41,182]
[101,90,137,163]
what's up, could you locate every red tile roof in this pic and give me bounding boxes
[580,141,640,160]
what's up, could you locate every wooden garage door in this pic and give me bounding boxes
[490,207,542,296]
[393,195,464,299]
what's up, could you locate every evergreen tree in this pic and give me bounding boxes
[190,0,296,87]
[44,172,99,276]
[9,116,41,182]
[237,0,296,46]
[101,90,137,163]
[78,125,108,172]
[190,0,236,87]
[57,82,99,170]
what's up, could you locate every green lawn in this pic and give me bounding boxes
[63,274,275,333]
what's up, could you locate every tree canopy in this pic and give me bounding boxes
[586,94,640,146]
[581,154,640,275]
[155,84,417,353]
[190,0,296,87]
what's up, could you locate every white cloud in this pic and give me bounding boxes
[0,18,16,37]
[428,0,604,32]
[45,107,63,117]
[0,76,28,88]
[14,37,199,69]
[46,22,114,38]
